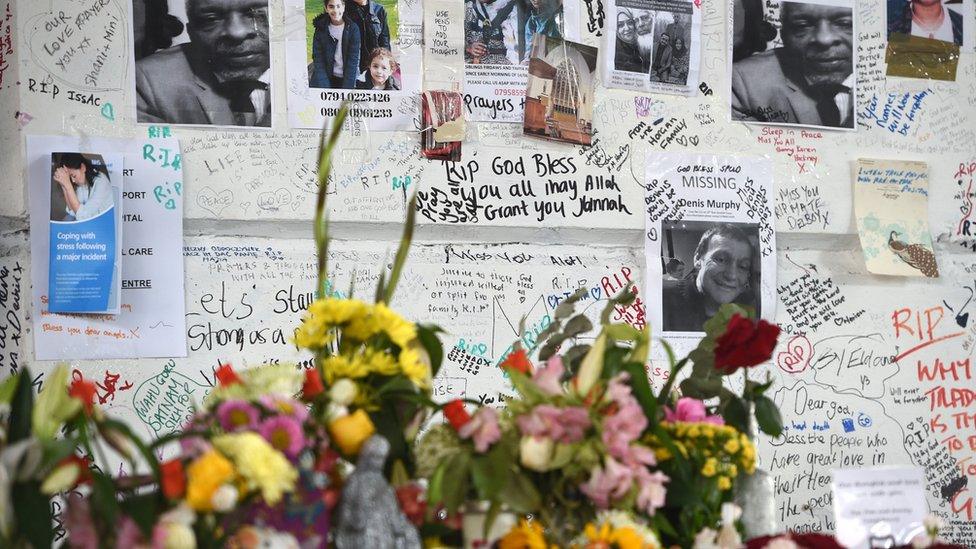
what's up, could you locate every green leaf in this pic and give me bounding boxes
[0,372,21,405]
[626,325,652,365]
[679,374,723,400]
[428,462,447,505]
[499,471,540,513]
[553,288,588,320]
[384,192,418,303]
[483,500,502,540]
[373,267,387,305]
[604,323,640,342]
[9,368,34,444]
[416,324,445,379]
[90,471,121,530]
[562,315,593,338]
[506,370,548,404]
[123,492,162,538]
[755,395,783,437]
[575,332,607,396]
[600,347,630,380]
[12,480,53,549]
[534,318,563,348]
[537,333,569,362]
[314,103,349,297]
[440,452,471,512]
[722,396,750,434]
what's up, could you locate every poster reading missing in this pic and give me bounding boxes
[730,0,856,130]
[285,0,422,130]
[644,153,776,346]
[463,0,565,122]
[604,0,700,95]
[131,0,274,128]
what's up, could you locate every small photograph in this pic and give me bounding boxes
[50,153,115,223]
[887,0,963,46]
[647,11,692,84]
[660,220,762,333]
[730,0,856,129]
[523,36,598,146]
[523,0,565,63]
[613,6,653,73]
[133,0,273,127]
[306,0,400,90]
[464,0,524,65]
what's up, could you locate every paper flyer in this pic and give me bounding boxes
[47,152,123,314]
[523,35,598,145]
[854,159,938,278]
[832,467,927,548]
[28,135,188,360]
[729,0,857,130]
[644,153,776,346]
[604,0,700,96]
[284,0,422,130]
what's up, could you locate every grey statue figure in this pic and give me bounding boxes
[334,435,422,549]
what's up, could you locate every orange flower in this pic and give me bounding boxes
[68,376,97,415]
[500,348,532,375]
[160,459,186,499]
[215,363,242,387]
[328,409,375,455]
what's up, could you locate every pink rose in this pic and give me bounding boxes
[580,457,633,508]
[635,469,669,515]
[532,355,565,396]
[602,402,648,460]
[664,397,724,425]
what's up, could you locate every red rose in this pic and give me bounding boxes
[500,348,532,375]
[160,459,186,499]
[714,314,781,374]
[443,399,471,431]
[68,375,97,415]
[395,483,427,527]
[302,368,325,400]
[214,363,242,387]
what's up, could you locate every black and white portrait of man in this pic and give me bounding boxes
[134,0,272,127]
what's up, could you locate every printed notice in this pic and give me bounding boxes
[604,0,700,96]
[833,467,927,549]
[644,153,776,347]
[855,159,938,278]
[28,135,187,360]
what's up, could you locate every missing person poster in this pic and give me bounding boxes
[644,153,776,347]
[284,0,422,130]
[854,159,939,278]
[130,0,274,128]
[47,152,123,313]
[462,0,564,122]
[729,0,857,130]
[523,35,597,145]
[604,0,700,95]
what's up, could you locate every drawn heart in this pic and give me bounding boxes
[776,334,812,374]
[101,103,115,121]
[689,136,700,147]
[589,287,602,301]
[675,135,688,147]
[196,187,234,216]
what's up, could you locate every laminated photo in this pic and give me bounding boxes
[604,0,700,96]
[131,0,274,128]
[463,0,565,122]
[285,0,422,130]
[644,153,776,349]
[523,35,597,146]
[729,0,857,130]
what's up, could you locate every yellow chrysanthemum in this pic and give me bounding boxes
[322,355,371,383]
[213,433,297,505]
[723,437,740,454]
[373,303,417,348]
[717,476,732,491]
[366,349,400,376]
[500,519,550,549]
[186,450,236,512]
[701,457,718,477]
[307,298,369,325]
[399,349,431,388]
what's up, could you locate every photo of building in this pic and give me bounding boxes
[523,36,597,146]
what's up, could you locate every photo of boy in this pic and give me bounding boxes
[356,48,401,89]
[310,0,362,88]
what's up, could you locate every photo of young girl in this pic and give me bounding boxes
[310,0,362,88]
[356,48,401,89]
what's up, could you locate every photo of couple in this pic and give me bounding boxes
[614,1,691,85]
[463,0,564,66]
[306,0,401,90]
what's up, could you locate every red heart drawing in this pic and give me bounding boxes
[776,335,812,374]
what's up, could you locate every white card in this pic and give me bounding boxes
[832,467,928,548]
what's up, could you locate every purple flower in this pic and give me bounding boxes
[217,400,260,431]
[516,405,591,444]
[260,395,309,423]
[532,355,565,396]
[64,493,97,549]
[259,415,307,457]
[458,407,502,452]
[663,397,724,425]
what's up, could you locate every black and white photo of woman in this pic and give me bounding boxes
[50,153,114,223]
[614,8,644,72]
[310,0,362,88]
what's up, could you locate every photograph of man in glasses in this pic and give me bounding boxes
[135,0,272,127]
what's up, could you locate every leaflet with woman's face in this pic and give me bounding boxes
[643,152,777,353]
[284,0,423,130]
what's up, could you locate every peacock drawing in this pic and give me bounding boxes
[888,231,939,277]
